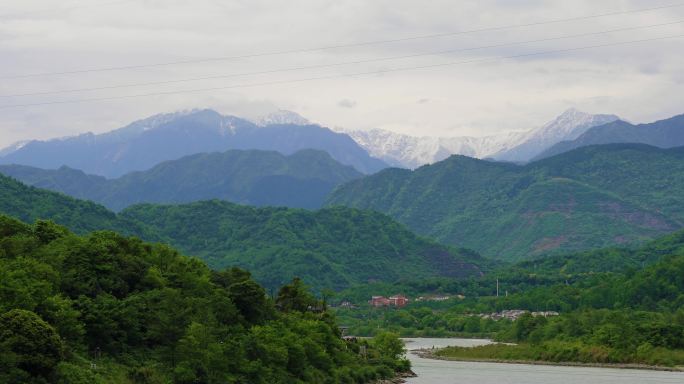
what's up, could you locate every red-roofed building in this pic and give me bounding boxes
[389,295,409,308]
[370,296,390,307]
[370,294,409,308]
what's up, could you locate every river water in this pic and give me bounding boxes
[402,338,684,384]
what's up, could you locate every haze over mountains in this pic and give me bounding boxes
[339,109,619,167]
[0,109,387,177]
[535,113,684,160]
[3,107,673,175]
[0,149,361,211]
[0,108,625,173]
[3,106,684,262]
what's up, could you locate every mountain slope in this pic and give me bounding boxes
[0,174,482,290]
[0,173,144,235]
[339,109,618,168]
[251,109,312,126]
[0,149,362,211]
[535,114,684,160]
[326,144,684,261]
[0,109,388,176]
[491,108,619,162]
[343,128,519,168]
[120,201,484,290]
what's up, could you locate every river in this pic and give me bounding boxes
[402,338,684,384]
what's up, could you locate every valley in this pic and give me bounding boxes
[2,103,684,383]
[4,1,684,381]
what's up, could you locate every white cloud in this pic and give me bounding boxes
[338,99,357,108]
[0,0,683,147]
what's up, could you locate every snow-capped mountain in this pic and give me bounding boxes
[0,140,30,157]
[339,109,619,168]
[490,108,620,162]
[342,129,519,168]
[0,109,387,176]
[252,110,311,126]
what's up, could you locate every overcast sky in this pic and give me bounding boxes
[0,0,683,147]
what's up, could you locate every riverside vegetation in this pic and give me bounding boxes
[333,230,684,367]
[0,215,410,383]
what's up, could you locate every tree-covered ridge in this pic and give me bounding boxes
[0,173,483,292]
[0,215,409,383]
[0,173,145,236]
[336,225,684,309]
[327,144,684,261]
[120,201,484,291]
[0,149,362,211]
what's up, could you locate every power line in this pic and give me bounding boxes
[1,33,681,109]
[0,0,134,19]
[2,2,684,79]
[2,19,683,98]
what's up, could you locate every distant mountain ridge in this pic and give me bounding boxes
[0,109,388,176]
[490,108,620,162]
[534,114,684,160]
[251,109,312,126]
[338,109,619,167]
[327,143,684,261]
[0,149,362,211]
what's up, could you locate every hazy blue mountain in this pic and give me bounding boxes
[0,109,388,177]
[534,114,684,160]
[327,143,684,261]
[0,149,362,211]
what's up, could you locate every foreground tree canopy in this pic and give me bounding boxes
[0,214,409,383]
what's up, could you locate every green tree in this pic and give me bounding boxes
[0,309,64,380]
[371,332,405,360]
[276,278,318,313]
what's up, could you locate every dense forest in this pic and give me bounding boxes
[0,173,484,292]
[0,214,410,383]
[327,143,684,260]
[120,201,485,291]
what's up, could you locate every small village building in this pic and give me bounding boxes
[339,300,357,309]
[370,294,409,308]
[389,295,409,308]
[370,296,391,307]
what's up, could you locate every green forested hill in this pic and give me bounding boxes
[0,173,482,291]
[0,215,409,383]
[120,201,484,290]
[336,226,684,367]
[0,149,362,211]
[326,144,684,261]
[0,173,146,236]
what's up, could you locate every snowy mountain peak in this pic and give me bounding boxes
[0,140,31,157]
[339,109,620,168]
[537,109,620,141]
[252,110,311,126]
